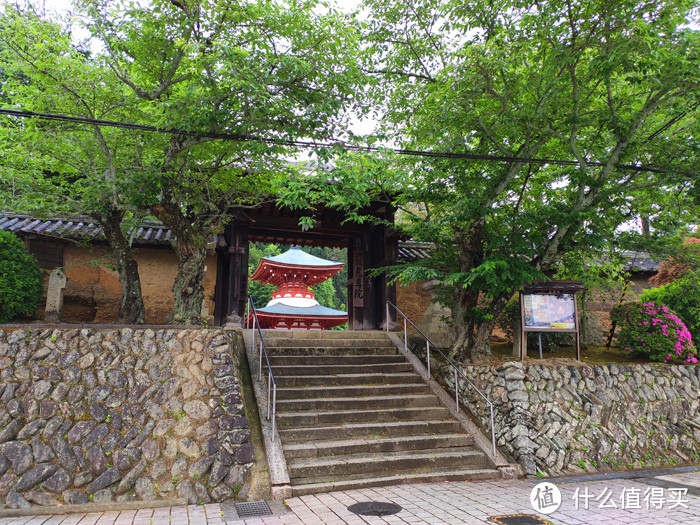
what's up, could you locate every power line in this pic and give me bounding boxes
[0,108,671,174]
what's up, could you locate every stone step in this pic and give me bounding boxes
[268,354,406,366]
[279,419,463,442]
[276,372,421,387]
[289,467,501,496]
[276,383,429,400]
[269,362,414,376]
[263,330,390,340]
[277,406,451,427]
[283,433,473,459]
[287,448,486,479]
[267,346,398,356]
[276,394,440,412]
[266,337,395,348]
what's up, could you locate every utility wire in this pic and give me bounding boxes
[0,108,671,174]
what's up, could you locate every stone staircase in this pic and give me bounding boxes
[263,330,501,496]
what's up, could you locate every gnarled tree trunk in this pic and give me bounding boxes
[97,210,146,324]
[151,201,208,325]
[170,233,206,325]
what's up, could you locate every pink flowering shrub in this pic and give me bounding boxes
[611,302,698,364]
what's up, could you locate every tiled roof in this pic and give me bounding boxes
[0,212,659,272]
[619,251,659,273]
[397,241,432,262]
[0,213,172,246]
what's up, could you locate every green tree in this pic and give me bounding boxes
[0,5,147,323]
[77,0,364,324]
[0,231,43,323]
[248,243,282,308]
[282,0,700,361]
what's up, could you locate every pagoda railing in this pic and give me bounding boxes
[386,301,497,457]
[247,297,277,434]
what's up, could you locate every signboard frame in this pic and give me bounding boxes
[518,281,584,361]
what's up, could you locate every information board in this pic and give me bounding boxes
[522,293,576,331]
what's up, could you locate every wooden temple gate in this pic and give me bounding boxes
[213,201,398,330]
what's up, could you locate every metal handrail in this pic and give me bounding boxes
[386,301,498,456]
[247,297,277,434]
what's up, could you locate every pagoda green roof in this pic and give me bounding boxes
[255,303,347,317]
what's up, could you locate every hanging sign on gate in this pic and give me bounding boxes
[353,250,364,307]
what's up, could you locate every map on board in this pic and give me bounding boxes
[522,293,576,330]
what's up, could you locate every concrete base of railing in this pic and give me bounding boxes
[242,330,292,500]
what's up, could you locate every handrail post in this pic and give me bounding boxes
[403,317,407,352]
[454,368,459,410]
[386,302,389,333]
[267,369,272,421]
[490,404,497,456]
[272,383,277,434]
[258,338,263,382]
[426,340,430,378]
[245,300,249,329]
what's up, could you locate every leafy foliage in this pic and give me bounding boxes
[279,0,700,360]
[641,270,700,344]
[0,231,43,323]
[611,302,697,364]
[0,5,148,323]
[248,243,282,308]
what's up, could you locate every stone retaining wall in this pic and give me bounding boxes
[446,361,700,477]
[0,328,252,509]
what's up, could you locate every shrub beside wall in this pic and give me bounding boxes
[0,231,43,323]
[0,328,252,509]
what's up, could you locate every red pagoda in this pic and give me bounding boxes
[249,246,347,329]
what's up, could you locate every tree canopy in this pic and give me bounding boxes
[1,0,365,324]
[1,0,698,347]
[280,0,700,360]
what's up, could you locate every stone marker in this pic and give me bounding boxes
[45,268,67,322]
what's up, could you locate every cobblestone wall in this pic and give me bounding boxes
[0,328,252,509]
[448,361,700,477]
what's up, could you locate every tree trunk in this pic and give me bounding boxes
[151,202,207,325]
[97,211,146,324]
[641,216,650,237]
[169,234,206,325]
[449,222,484,362]
[471,293,511,361]
[450,284,478,362]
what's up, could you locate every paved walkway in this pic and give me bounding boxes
[0,468,698,525]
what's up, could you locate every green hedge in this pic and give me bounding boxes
[0,231,44,323]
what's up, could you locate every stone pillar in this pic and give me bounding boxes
[45,268,66,322]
